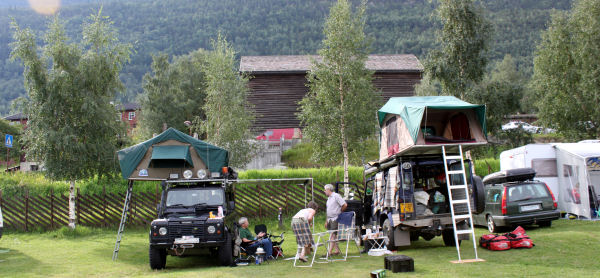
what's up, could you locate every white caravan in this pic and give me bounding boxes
[500,143,600,219]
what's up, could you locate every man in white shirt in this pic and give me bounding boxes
[324,183,347,255]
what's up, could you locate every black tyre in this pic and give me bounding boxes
[487,215,499,233]
[218,232,233,266]
[149,247,166,270]
[470,175,486,214]
[410,231,419,242]
[442,229,461,247]
[538,221,552,228]
[382,218,397,251]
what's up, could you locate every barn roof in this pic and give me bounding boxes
[4,113,26,121]
[239,54,423,73]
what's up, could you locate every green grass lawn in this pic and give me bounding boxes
[1,218,599,277]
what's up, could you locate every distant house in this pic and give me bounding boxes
[116,102,140,130]
[4,102,141,130]
[4,112,28,126]
[239,54,424,132]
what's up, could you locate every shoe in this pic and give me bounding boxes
[299,257,308,262]
[331,251,341,256]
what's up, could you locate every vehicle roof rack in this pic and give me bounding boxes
[482,168,536,185]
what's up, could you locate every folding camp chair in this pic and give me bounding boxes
[292,220,327,267]
[323,211,361,262]
[233,223,256,264]
[254,224,285,260]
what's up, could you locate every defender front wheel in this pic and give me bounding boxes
[218,233,233,266]
[149,247,166,270]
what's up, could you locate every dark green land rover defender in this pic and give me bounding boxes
[149,174,236,269]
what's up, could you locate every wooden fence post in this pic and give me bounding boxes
[257,183,261,218]
[25,188,29,232]
[76,187,80,226]
[284,176,289,213]
[50,188,54,229]
[103,185,107,227]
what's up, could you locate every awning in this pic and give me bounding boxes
[149,145,194,168]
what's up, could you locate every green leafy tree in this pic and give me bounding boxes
[470,55,524,135]
[10,11,131,228]
[299,0,379,188]
[425,0,492,99]
[139,49,208,137]
[198,34,256,167]
[531,0,600,140]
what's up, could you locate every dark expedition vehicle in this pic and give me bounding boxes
[114,128,236,269]
[149,174,236,269]
[474,168,560,233]
[357,96,488,249]
[361,155,485,248]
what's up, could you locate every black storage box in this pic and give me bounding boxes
[385,255,414,273]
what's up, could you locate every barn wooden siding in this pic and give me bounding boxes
[247,71,422,131]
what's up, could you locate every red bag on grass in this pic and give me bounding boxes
[479,234,511,251]
[505,226,534,249]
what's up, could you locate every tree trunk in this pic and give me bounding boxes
[339,74,350,198]
[69,180,76,229]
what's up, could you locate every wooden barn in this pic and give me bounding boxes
[239,54,424,132]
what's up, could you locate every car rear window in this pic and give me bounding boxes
[507,183,550,202]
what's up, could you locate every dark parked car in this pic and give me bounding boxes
[473,168,560,233]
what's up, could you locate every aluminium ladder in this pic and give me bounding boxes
[112,180,134,261]
[442,145,483,263]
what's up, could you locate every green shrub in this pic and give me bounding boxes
[474,158,500,177]
[282,139,379,168]
[239,167,364,185]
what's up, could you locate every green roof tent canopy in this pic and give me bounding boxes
[117,128,229,180]
[150,145,194,168]
[377,96,487,160]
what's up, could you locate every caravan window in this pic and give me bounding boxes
[532,158,557,177]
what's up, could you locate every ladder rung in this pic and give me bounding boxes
[449,185,468,190]
[451,199,469,204]
[453,214,471,220]
[446,170,464,175]
[445,155,462,160]
[455,230,473,235]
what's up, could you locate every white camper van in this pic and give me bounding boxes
[500,143,600,219]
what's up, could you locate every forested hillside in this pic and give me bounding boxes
[0,0,572,115]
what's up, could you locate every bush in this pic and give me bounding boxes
[239,167,365,185]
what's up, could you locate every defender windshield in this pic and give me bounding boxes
[166,188,224,207]
[507,183,550,202]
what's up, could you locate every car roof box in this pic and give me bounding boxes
[482,168,536,185]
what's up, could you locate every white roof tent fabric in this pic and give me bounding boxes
[377,96,487,161]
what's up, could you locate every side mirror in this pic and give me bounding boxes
[228,200,235,211]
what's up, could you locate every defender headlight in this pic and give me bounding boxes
[197,169,207,179]
[207,225,216,234]
[183,170,193,179]
[158,227,168,236]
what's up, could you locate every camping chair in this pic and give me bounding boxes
[292,220,327,267]
[233,223,256,264]
[324,211,361,262]
[254,224,285,260]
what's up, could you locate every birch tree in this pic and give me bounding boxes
[299,0,379,189]
[198,35,256,167]
[10,11,131,228]
[425,0,492,99]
